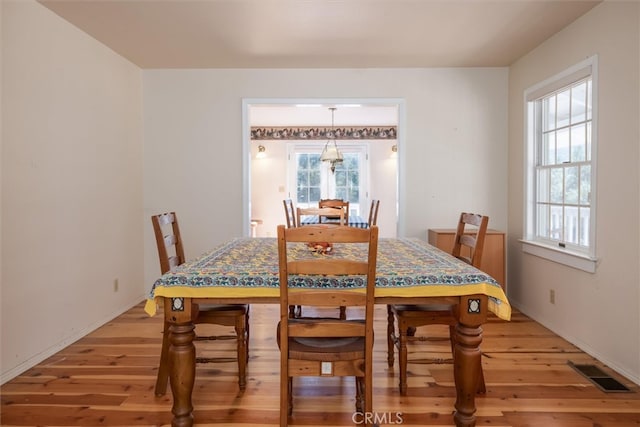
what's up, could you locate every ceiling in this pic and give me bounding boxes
[39,0,601,69]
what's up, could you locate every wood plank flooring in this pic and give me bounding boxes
[2,302,639,426]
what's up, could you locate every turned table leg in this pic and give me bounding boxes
[165,298,196,427]
[453,295,487,427]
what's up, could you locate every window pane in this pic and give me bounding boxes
[580,165,591,205]
[348,170,359,187]
[537,168,549,203]
[543,95,556,131]
[543,132,555,165]
[351,188,359,202]
[557,88,571,128]
[564,206,579,245]
[334,153,360,207]
[298,154,308,169]
[571,123,586,162]
[296,152,322,207]
[556,128,570,163]
[309,170,320,186]
[579,207,590,246]
[345,155,358,169]
[297,170,308,186]
[586,122,592,161]
[309,154,320,169]
[586,79,592,120]
[565,166,579,205]
[550,168,563,203]
[571,82,587,124]
[550,205,563,240]
[309,187,320,202]
[297,188,308,203]
[537,204,549,238]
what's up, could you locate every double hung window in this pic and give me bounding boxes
[523,56,598,272]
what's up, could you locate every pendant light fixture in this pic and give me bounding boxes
[320,107,343,173]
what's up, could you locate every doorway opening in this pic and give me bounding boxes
[242,99,404,238]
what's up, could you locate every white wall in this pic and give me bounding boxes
[1,0,144,382]
[508,2,640,384]
[143,68,508,291]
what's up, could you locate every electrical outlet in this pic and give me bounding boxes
[321,361,333,376]
[114,279,119,292]
[549,289,555,304]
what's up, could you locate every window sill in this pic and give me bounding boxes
[519,240,597,273]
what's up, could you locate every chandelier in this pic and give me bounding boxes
[320,107,343,173]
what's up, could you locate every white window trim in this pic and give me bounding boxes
[522,55,599,273]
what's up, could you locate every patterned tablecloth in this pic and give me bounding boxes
[145,237,511,320]
[299,214,369,228]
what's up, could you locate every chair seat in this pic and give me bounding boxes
[289,336,365,361]
[390,304,456,326]
[195,304,249,325]
[391,303,454,313]
[198,304,249,311]
[278,318,366,360]
[198,303,249,313]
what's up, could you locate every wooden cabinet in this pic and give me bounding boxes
[428,228,506,291]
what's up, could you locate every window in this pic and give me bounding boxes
[296,153,321,205]
[289,144,367,215]
[334,153,360,209]
[523,56,598,272]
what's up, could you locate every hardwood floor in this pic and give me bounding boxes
[2,302,639,426]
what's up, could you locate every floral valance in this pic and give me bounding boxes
[250,126,397,141]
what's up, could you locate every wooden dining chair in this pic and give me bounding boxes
[318,198,349,224]
[283,199,297,228]
[368,199,380,227]
[152,212,249,396]
[293,207,349,320]
[283,200,301,316]
[277,224,378,427]
[296,207,346,227]
[387,212,489,395]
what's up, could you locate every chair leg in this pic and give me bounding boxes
[154,320,171,396]
[477,361,487,394]
[245,308,250,364]
[288,305,302,318]
[387,305,395,367]
[235,316,248,391]
[287,377,293,416]
[339,306,347,320]
[398,320,408,396]
[280,374,290,427]
[355,376,364,413]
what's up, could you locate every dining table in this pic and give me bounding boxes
[145,236,511,427]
